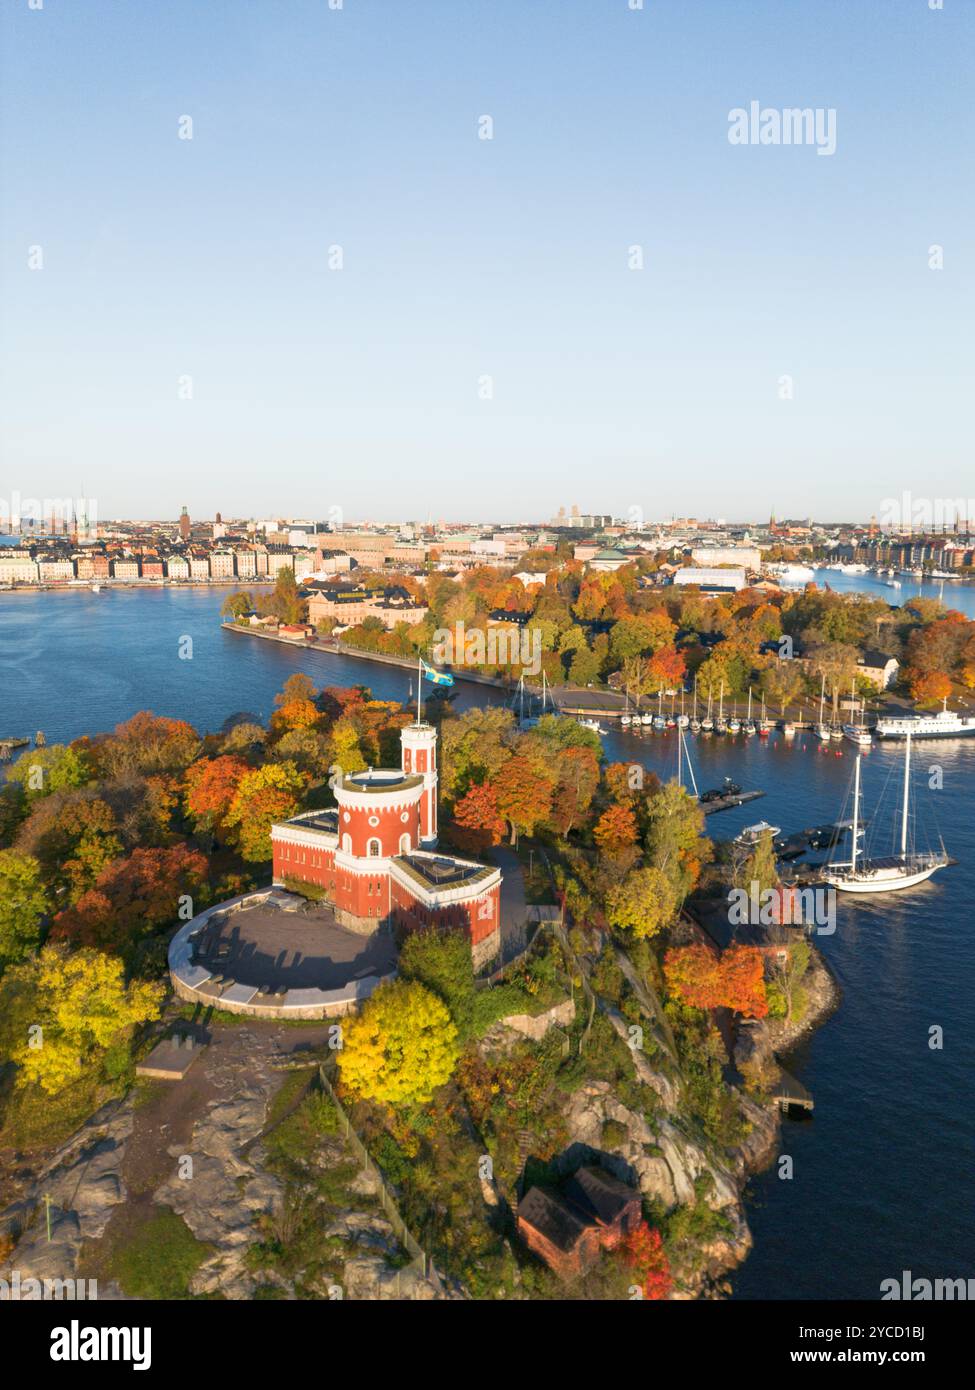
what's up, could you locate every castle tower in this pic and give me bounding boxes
[401,723,438,848]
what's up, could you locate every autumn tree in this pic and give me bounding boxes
[593,802,639,858]
[90,712,201,779]
[337,980,460,1105]
[0,850,49,972]
[225,761,307,861]
[0,945,163,1095]
[20,793,123,905]
[604,866,677,940]
[491,751,556,846]
[621,1220,673,1301]
[719,945,768,1019]
[50,843,208,954]
[183,755,250,841]
[664,944,723,1011]
[452,781,506,852]
[221,590,253,621]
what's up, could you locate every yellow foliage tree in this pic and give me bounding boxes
[337,980,459,1106]
[3,946,163,1094]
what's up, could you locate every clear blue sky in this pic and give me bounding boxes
[1,0,971,525]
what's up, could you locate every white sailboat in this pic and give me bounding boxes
[743,687,756,735]
[815,673,831,741]
[842,679,872,747]
[823,732,948,893]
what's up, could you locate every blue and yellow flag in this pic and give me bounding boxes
[421,658,454,687]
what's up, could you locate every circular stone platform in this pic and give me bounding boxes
[169,890,398,1019]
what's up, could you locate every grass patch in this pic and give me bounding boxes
[106,1207,211,1299]
[0,1069,117,1152]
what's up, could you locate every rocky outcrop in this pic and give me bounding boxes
[560,1081,738,1213]
[499,997,576,1042]
[0,1100,132,1287]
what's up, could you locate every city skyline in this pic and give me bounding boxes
[2,1,972,522]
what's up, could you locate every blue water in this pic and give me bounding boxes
[1,585,973,1299]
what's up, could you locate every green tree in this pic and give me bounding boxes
[6,744,90,803]
[0,850,49,971]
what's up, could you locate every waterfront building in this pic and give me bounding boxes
[233,549,256,577]
[165,556,190,579]
[37,558,75,582]
[111,559,140,580]
[306,583,428,630]
[209,550,235,579]
[189,556,210,580]
[0,554,40,584]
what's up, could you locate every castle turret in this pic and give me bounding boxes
[400,722,438,847]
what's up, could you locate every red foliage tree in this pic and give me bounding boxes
[621,1220,673,1300]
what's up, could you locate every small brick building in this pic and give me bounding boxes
[517,1166,643,1280]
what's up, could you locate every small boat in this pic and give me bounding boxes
[577,717,606,735]
[689,718,701,734]
[829,725,844,741]
[743,689,756,734]
[728,717,741,735]
[653,715,667,731]
[781,721,796,737]
[641,712,653,726]
[621,714,631,727]
[701,686,714,732]
[665,716,676,729]
[843,724,872,747]
[715,683,727,734]
[735,820,781,847]
[842,680,872,746]
[91,582,101,593]
[677,713,690,729]
[758,693,771,735]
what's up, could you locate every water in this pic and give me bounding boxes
[0,587,504,743]
[788,566,975,620]
[1,585,973,1298]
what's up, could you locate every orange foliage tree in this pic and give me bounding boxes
[50,843,208,953]
[665,943,767,1019]
[452,781,506,852]
[593,802,638,857]
[183,755,251,839]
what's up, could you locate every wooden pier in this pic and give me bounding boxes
[700,789,765,816]
[773,1066,814,1113]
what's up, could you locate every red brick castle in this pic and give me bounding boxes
[271,720,502,970]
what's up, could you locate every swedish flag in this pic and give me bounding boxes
[421,658,454,687]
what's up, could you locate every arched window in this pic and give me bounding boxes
[399,833,411,854]
[342,833,352,853]
[367,838,381,857]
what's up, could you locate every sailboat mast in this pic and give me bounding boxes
[852,754,861,871]
[901,729,911,856]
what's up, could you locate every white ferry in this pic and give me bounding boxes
[875,703,975,740]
